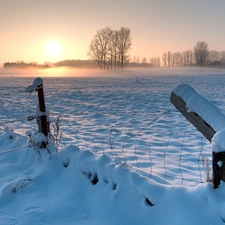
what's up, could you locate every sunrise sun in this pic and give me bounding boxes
[46,41,61,58]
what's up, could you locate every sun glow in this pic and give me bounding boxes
[46,41,61,58]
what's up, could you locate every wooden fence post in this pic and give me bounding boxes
[170,84,225,188]
[25,78,50,147]
[37,80,50,137]
[170,91,216,142]
[212,151,225,188]
[212,131,225,188]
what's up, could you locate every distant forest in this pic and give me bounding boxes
[3,60,97,70]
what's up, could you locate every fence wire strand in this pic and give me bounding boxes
[0,145,29,156]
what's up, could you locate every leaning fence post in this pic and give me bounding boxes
[212,130,225,188]
[170,84,225,188]
[25,77,50,147]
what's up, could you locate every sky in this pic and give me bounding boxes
[1,0,225,66]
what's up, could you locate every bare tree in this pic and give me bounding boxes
[182,50,194,66]
[136,56,140,63]
[150,57,160,67]
[167,51,171,67]
[108,30,119,70]
[170,53,175,66]
[162,52,167,67]
[88,27,131,70]
[189,50,194,65]
[88,27,112,69]
[194,41,209,66]
[117,27,132,69]
[162,51,172,67]
[208,50,220,64]
[183,51,188,65]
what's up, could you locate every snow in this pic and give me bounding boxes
[1,68,225,224]
[173,83,225,132]
[217,161,223,167]
[35,103,49,116]
[0,142,225,225]
[32,132,47,144]
[212,129,225,153]
[25,77,43,92]
[173,83,225,153]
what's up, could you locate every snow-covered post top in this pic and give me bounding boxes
[25,78,50,143]
[172,84,225,133]
[212,130,225,153]
[25,77,43,93]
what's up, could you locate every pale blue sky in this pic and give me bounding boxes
[1,0,225,65]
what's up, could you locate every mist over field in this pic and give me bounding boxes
[0,66,225,78]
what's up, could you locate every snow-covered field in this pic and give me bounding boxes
[1,67,225,224]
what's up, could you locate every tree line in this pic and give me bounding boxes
[130,56,160,68]
[3,61,50,69]
[132,41,225,68]
[161,41,225,67]
[3,60,96,69]
[88,28,225,69]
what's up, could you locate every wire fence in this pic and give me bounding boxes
[0,109,212,187]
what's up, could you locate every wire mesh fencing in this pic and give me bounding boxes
[0,108,212,187]
[57,110,212,187]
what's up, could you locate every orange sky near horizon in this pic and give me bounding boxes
[1,0,225,67]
